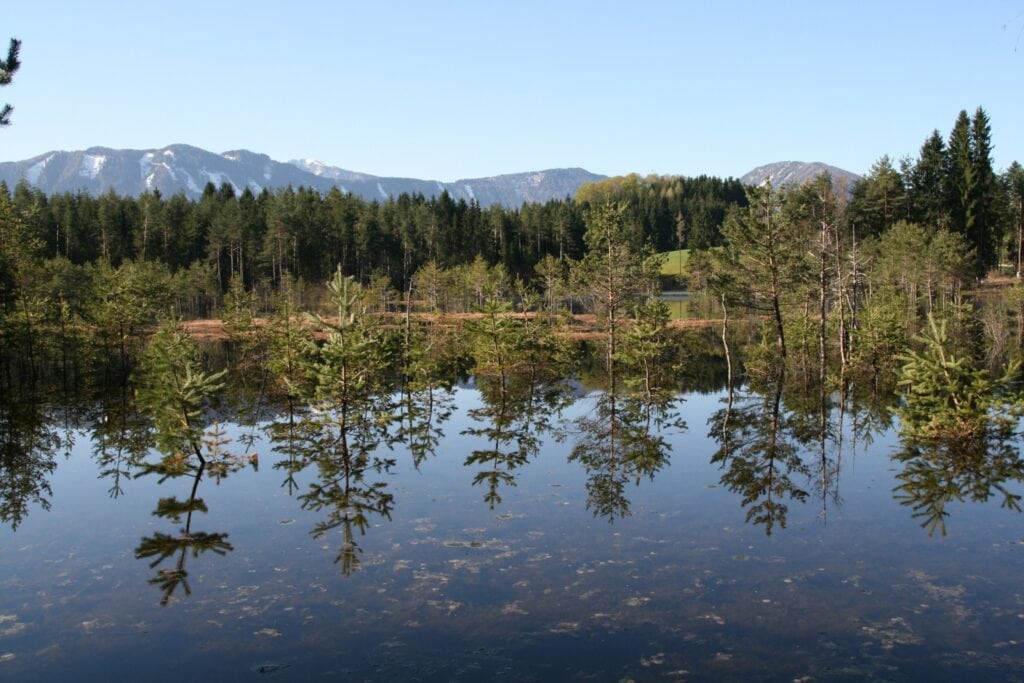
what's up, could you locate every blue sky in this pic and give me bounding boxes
[4,1,1024,180]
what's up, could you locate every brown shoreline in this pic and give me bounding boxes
[181,313,724,342]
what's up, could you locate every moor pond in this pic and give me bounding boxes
[1,358,1023,681]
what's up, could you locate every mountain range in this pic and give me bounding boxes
[0,144,605,208]
[0,144,861,207]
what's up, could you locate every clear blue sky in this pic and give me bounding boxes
[4,1,1024,180]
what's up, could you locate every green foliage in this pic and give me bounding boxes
[265,276,315,399]
[863,221,973,319]
[572,203,663,380]
[848,288,909,385]
[895,314,1023,442]
[135,320,228,467]
[0,38,20,126]
[575,173,747,251]
[892,315,1024,537]
[847,155,907,237]
[718,181,809,360]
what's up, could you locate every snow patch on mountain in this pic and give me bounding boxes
[26,154,53,185]
[139,153,157,188]
[297,158,328,176]
[80,154,106,179]
[182,171,202,195]
[202,170,240,194]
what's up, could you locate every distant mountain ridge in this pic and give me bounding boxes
[0,146,862,206]
[0,144,606,208]
[740,161,861,190]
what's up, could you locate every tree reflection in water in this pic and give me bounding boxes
[272,271,398,575]
[0,392,62,530]
[133,322,242,604]
[135,452,235,606]
[571,303,684,521]
[463,296,573,508]
[893,426,1024,537]
[90,382,150,499]
[892,316,1024,535]
[709,370,810,535]
[397,322,459,469]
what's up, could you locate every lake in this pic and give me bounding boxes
[1,381,1022,681]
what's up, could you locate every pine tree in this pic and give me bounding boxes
[571,202,661,389]
[718,182,807,361]
[895,314,1022,442]
[0,38,20,127]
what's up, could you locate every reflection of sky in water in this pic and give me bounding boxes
[1,388,1022,681]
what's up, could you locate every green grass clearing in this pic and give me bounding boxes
[659,249,691,276]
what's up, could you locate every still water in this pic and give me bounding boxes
[1,384,1022,681]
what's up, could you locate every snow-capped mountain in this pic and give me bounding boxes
[740,161,861,191]
[0,144,606,207]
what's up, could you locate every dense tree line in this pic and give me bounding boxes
[849,107,1017,276]
[1,182,586,291]
[0,172,748,294]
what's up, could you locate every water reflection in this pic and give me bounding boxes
[90,383,150,498]
[709,372,811,535]
[135,453,235,606]
[277,395,397,575]
[571,305,684,521]
[271,274,399,574]
[891,316,1024,535]
[463,299,573,507]
[0,393,63,530]
[396,322,459,468]
[9,325,1024,681]
[893,427,1024,537]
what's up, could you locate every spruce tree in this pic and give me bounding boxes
[1005,161,1024,277]
[945,108,1000,275]
[909,130,948,229]
[971,108,1000,272]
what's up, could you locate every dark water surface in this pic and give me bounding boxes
[1,387,1023,682]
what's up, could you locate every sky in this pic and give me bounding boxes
[4,1,1024,181]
